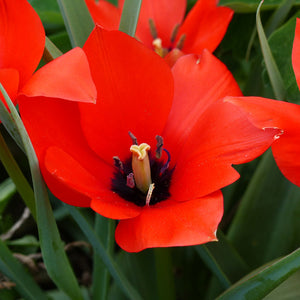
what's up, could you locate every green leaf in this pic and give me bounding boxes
[219,0,300,13]
[256,0,286,100]
[0,239,46,300]
[0,131,36,220]
[65,205,144,300]
[0,83,83,300]
[217,248,300,299]
[92,216,115,300]
[196,231,250,291]
[268,14,300,103]
[0,178,16,214]
[119,0,142,36]
[264,269,300,299]
[228,151,300,268]
[56,0,94,47]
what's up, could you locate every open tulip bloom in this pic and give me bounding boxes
[226,18,300,188]
[85,0,233,65]
[17,26,281,252]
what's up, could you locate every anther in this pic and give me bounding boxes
[146,183,155,206]
[126,173,135,188]
[170,24,180,43]
[160,149,171,174]
[149,18,158,39]
[155,135,164,159]
[113,156,124,172]
[176,34,186,50]
[128,131,138,145]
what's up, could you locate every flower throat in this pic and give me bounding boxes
[111,132,174,207]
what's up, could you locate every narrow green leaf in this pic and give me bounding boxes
[92,216,115,300]
[196,245,231,289]
[256,0,286,100]
[0,83,83,300]
[0,178,16,214]
[154,248,176,300]
[217,248,300,300]
[265,0,295,37]
[119,0,142,36]
[65,205,144,300]
[44,36,63,62]
[0,239,46,300]
[227,151,300,268]
[0,131,36,220]
[219,0,299,13]
[56,0,94,47]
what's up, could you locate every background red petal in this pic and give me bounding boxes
[85,0,121,30]
[177,0,233,54]
[0,0,45,88]
[292,18,300,90]
[115,191,223,252]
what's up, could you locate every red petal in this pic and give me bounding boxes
[18,96,107,206]
[0,68,19,104]
[91,193,142,220]
[115,191,223,252]
[21,48,97,103]
[163,51,242,161]
[127,0,186,49]
[80,27,173,163]
[226,96,300,187]
[176,0,233,54]
[170,100,280,200]
[85,0,121,30]
[0,0,45,88]
[292,18,300,90]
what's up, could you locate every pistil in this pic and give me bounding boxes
[130,143,152,194]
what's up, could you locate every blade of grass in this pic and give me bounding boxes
[256,0,286,100]
[92,216,115,300]
[56,0,94,47]
[0,131,36,220]
[0,83,84,300]
[217,247,300,299]
[65,204,143,300]
[119,0,142,36]
[0,239,46,300]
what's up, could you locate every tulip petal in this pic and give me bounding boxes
[115,191,222,252]
[226,96,300,187]
[170,100,280,200]
[163,51,242,160]
[0,68,19,104]
[0,0,45,87]
[85,0,121,30]
[292,18,300,90]
[21,48,97,103]
[177,0,233,54]
[80,27,174,163]
[18,96,108,206]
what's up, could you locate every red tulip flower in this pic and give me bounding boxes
[19,27,279,252]
[84,0,233,65]
[0,0,45,103]
[225,18,300,187]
